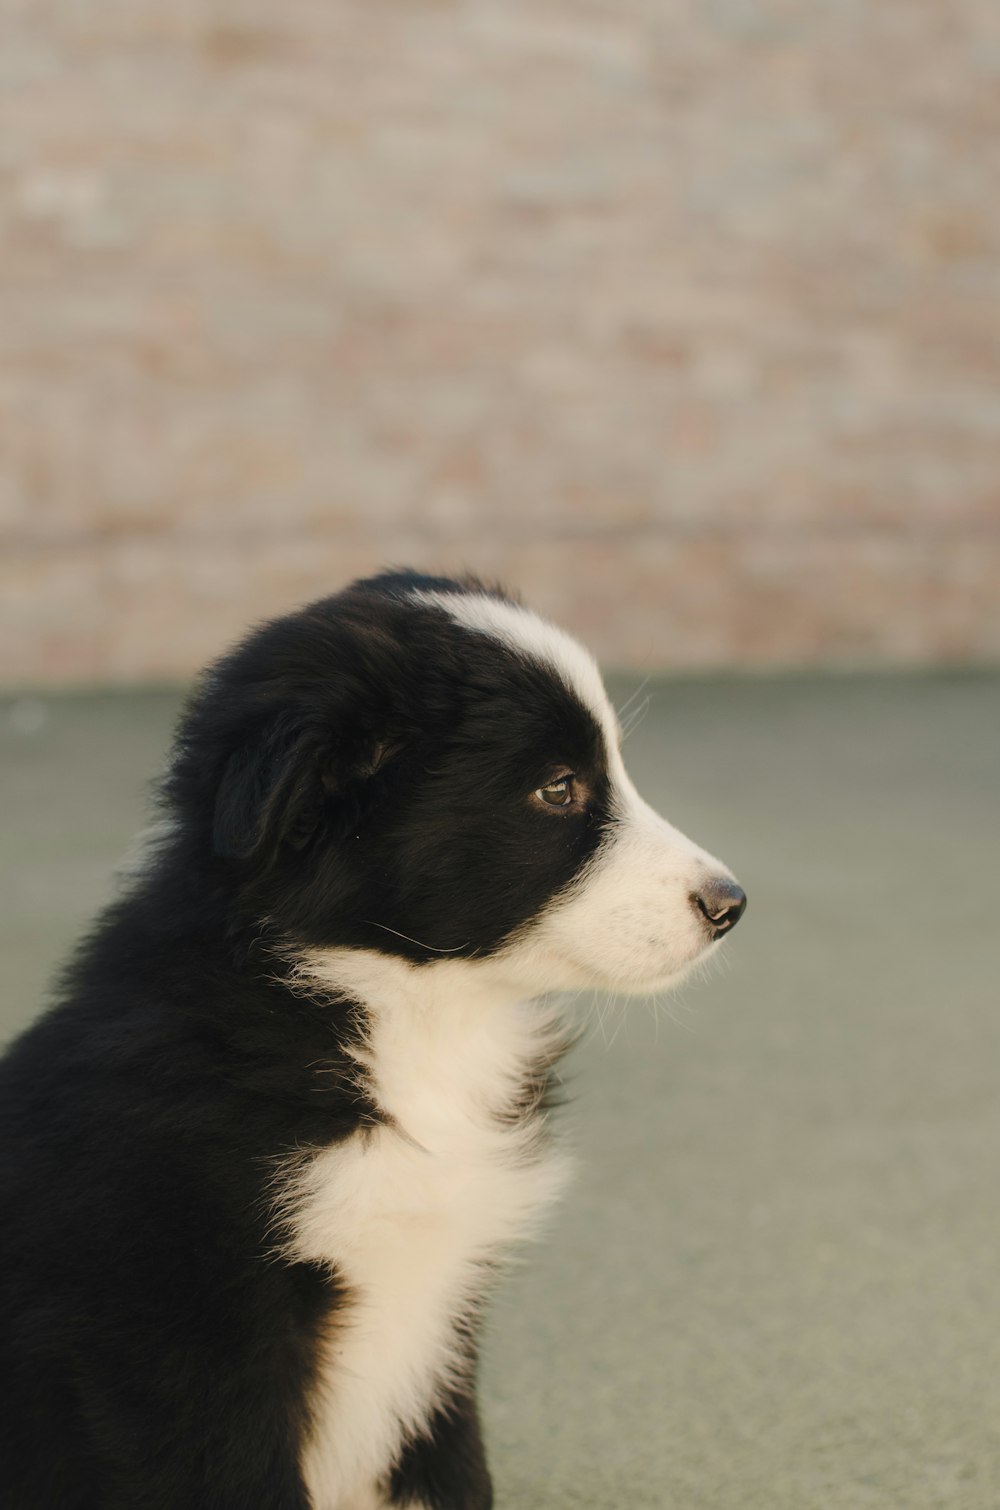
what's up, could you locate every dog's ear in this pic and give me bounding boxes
[320,737,401,794]
[212,716,404,862]
[212,714,322,862]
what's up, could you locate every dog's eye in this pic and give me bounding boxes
[535,777,574,808]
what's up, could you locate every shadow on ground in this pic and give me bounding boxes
[2,672,998,1509]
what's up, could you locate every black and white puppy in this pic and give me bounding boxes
[0,571,746,1510]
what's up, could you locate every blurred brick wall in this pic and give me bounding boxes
[2,0,999,684]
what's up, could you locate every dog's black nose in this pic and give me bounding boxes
[691,878,747,937]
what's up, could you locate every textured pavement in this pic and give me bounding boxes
[2,672,998,1507]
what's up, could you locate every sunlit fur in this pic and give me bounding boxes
[0,571,742,1510]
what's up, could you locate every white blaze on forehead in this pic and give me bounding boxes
[410,590,622,752]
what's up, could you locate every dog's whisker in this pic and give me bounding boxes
[620,695,652,743]
[605,991,627,1051]
[614,675,652,725]
[361,920,470,954]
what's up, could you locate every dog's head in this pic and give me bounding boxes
[165,571,745,995]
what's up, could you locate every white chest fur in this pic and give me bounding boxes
[279,954,570,1510]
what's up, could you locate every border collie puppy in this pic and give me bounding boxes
[0,571,745,1510]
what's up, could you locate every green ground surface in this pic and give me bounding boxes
[1,672,998,1509]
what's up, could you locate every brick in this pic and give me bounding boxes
[2,0,999,681]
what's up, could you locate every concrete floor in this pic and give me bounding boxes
[2,672,998,1508]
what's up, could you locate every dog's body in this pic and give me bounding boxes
[0,573,745,1509]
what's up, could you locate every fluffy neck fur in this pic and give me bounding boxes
[275,951,572,1510]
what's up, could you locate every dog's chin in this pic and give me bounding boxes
[489,926,725,1000]
[573,929,738,997]
[587,958,702,998]
[508,946,708,1000]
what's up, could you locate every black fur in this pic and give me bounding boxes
[0,571,611,1508]
[387,1388,492,1509]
